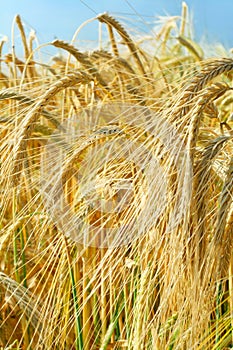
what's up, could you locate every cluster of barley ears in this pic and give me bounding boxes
[0,3,233,349]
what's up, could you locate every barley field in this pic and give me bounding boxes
[0,3,233,349]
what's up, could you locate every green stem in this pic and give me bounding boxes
[69,264,83,350]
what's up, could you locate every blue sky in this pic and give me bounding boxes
[0,0,232,56]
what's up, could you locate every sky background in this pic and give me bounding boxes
[0,0,232,57]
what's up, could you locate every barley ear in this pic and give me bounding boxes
[11,71,93,184]
[52,39,109,89]
[97,13,145,75]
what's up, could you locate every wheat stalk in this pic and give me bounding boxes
[171,58,233,122]
[0,272,43,335]
[15,15,36,80]
[0,89,64,130]
[97,13,146,75]
[214,156,233,278]
[10,71,93,184]
[219,207,233,278]
[52,39,109,89]
[187,82,231,161]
